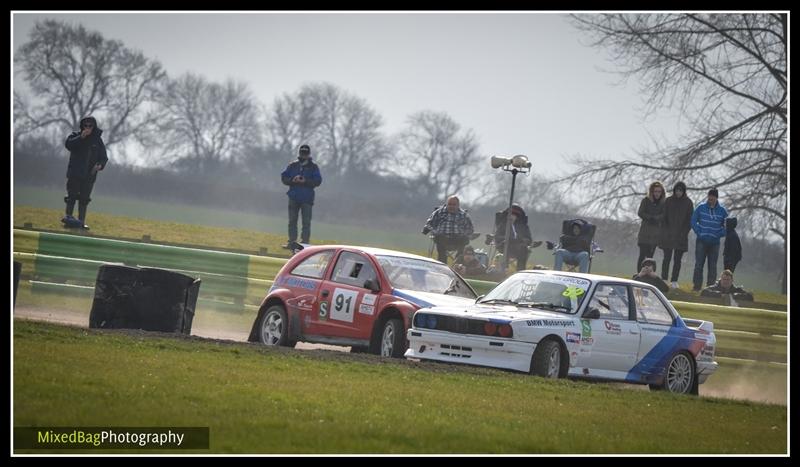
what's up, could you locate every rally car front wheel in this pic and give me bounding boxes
[531,338,567,378]
[256,305,289,347]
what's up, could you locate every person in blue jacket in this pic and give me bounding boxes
[281,144,322,248]
[690,188,728,291]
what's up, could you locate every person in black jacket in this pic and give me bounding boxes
[632,258,670,295]
[62,116,108,230]
[701,269,754,303]
[553,220,591,273]
[723,217,742,272]
[494,204,535,271]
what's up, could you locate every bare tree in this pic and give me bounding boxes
[561,13,787,291]
[159,73,260,173]
[265,82,386,175]
[14,20,167,148]
[389,110,482,201]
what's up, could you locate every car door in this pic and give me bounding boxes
[314,250,380,339]
[578,283,641,378]
[631,285,677,374]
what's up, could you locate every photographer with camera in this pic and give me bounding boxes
[422,196,474,264]
[281,144,322,248]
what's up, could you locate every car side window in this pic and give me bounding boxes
[588,284,630,320]
[331,252,378,288]
[290,250,334,279]
[632,286,674,325]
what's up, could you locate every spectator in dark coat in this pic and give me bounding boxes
[701,269,754,303]
[281,144,322,247]
[553,220,591,273]
[62,115,108,230]
[632,258,670,295]
[636,181,666,273]
[494,204,534,271]
[659,181,694,289]
[723,217,742,272]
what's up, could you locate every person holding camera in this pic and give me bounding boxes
[62,115,108,230]
[281,144,322,248]
[422,196,474,263]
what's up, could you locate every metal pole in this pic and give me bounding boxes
[502,169,518,271]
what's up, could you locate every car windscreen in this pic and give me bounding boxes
[376,255,476,299]
[479,272,591,314]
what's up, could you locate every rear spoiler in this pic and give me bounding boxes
[683,318,714,334]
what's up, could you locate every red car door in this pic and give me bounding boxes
[312,250,381,340]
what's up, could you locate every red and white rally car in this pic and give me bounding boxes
[248,245,477,356]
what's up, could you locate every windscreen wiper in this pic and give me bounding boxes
[517,302,571,312]
[477,298,518,305]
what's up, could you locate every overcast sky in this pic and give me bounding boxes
[12,11,687,176]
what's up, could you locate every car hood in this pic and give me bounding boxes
[392,289,475,309]
[417,302,578,322]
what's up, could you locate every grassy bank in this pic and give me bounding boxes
[13,320,787,454]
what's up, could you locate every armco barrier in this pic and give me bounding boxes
[13,228,496,306]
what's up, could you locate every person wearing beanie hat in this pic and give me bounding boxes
[658,181,694,289]
[61,115,108,230]
[281,144,323,248]
[632,257,669,294]
[690,187,728,291]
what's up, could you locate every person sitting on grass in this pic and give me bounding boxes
[632,257,670,295]
[453,245,486,277]
[701,269,754,303]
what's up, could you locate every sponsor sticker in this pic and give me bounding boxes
[362,294,377,306]
[525,319,575,327]
[319,302,329,319]
[566,332,581,343]
[359,304,375,315]
[581,337,594,345]
[603,320,622,334]
[282,276,318,290]
[580,319,592,337]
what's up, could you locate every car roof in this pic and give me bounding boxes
[301,245,441,263]
[514,269,644,285]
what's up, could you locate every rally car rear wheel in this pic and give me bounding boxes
[256,305,289,347]
[662,351,696,395]
[531,339,566,378]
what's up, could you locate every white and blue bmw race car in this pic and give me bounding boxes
[405,271,718,395]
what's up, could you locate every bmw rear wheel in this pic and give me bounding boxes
[663,352,696,395]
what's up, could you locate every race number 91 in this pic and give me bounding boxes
[331,288,358,323]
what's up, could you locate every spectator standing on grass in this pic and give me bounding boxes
[636,181,666,273]
[723,217,742,273]
[281,144,322,249]
[690,188,728,291]
[62,116,108,230]
[659,181,694,289]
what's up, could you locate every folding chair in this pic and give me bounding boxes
[549,219,602,273]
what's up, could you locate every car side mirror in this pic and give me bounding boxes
[475,295,484,303]
[363,279,380,293]
[584,307,600,319]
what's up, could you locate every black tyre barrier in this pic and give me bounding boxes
[13,261,22,307]
[89,265,201,334]
[89,265,140,329]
